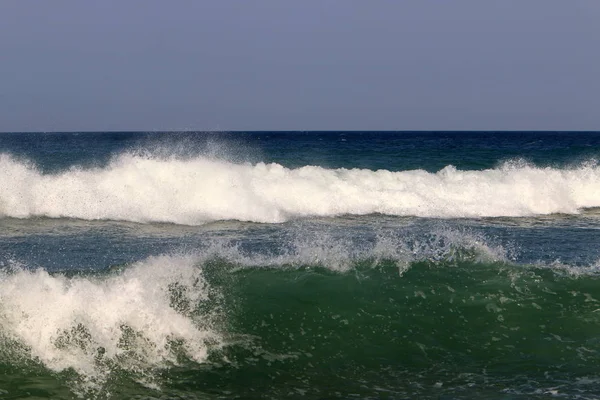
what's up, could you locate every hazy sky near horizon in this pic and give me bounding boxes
[0,1,599,131]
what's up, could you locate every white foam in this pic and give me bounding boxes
[1,153,600,224]
[172,226,510,273]
[0,228,508,382]
[0,229,520,394]
[0,255,221,391]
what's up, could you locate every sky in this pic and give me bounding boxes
[0,1,598,131]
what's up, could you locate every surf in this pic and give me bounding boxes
[2,152,600,224]
[0,254,223,395]
[2,233,600,398]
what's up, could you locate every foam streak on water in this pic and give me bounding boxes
[2,153,600,223]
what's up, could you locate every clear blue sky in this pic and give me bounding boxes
[0,1,598,131]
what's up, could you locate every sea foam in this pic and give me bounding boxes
[1,153,600,224]
[1,230,594,395]
[0,255,221,392]
[0,228,508,384]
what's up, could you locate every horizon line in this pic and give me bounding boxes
[1,129,600,134]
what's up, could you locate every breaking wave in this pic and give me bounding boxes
[1,152,600,224]
[0,255,223,394]
[2,229,600,397]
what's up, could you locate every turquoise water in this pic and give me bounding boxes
[1,131,600,399]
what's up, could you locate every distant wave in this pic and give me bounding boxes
[1,152,600,224]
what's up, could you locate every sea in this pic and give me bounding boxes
[1,131,600,400]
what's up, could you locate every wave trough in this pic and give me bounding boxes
[2,153,600,224]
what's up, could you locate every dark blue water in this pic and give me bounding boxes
[1,131,600,399]
[2,131,600,172]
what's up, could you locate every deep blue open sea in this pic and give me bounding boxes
[2,131,600,399]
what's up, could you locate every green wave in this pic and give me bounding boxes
[2,255,600,399]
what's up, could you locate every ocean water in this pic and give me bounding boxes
[1,131,600,399]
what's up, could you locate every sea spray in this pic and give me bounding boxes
[2,153,600,223]
[2,229,600,398]
[0,255,223,394]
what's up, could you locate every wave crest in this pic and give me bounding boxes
[0,255,222,393]
[2,153,600,224]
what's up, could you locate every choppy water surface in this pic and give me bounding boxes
[1,131,600,399]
